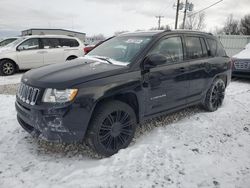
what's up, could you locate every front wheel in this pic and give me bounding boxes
[203,78,226,112]
[0,60,16,76]
[86,100,137,157]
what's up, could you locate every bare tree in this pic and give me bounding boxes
[184,12,206,31]
[222,14,240,35]
[240,14,250,35]
[211,26,224,35]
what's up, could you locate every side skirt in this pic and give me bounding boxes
[141,100,201,123]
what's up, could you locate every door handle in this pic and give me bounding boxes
[178,67,186,72]
[37,51,48,54]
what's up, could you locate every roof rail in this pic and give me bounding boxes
[171,29,213,36]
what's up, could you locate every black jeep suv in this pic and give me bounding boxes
[16,30,231,156]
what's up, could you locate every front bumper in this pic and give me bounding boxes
[15,99,90,143]
[232,70,250,78]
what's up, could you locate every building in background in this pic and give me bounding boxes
[21,28,86,42]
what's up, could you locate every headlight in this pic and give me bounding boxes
[42,88,78,103]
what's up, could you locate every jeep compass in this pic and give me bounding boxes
[16,30,231,156]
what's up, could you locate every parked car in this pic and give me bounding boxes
[84,41,102,54]
[0,35,84,76]
[84,38,113,54]
[231,43,250,78]
[16,30,231,156]
[0,37,19,47]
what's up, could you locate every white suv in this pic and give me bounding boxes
[0,35,85,76]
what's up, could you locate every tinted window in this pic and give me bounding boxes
[42,38,60,49]
[60,39,79,47]
[17,38,39,51]
[217,41,227,57]
[207,38,217,57]
[150,37,183,63]
[185,37,203,59]
[200,38,208,57]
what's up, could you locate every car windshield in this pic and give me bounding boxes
[87,36,152,65]
[0,38,18,47]
[5,37,25,47]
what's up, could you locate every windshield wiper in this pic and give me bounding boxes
[92,56,113,64]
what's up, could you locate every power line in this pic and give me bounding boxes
[188,0,223,17]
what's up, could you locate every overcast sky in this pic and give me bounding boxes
[0,0,249,38]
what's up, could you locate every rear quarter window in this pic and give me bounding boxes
[207,38,227,57]
[185,36,203,59]
[217,41,227,57]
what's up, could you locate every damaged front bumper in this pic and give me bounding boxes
[15,98,89,143]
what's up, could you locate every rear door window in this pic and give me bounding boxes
[41,38,61,49]
[200,38,208,57]
[185,36,203,59]
[60,39,79,47]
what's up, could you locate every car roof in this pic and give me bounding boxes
[22,35,78,39]
[119,29,214,38]
[119,30,163,37]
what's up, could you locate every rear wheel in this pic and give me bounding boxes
[86,100,137,157]
[203,78,225,112]
[0,60,16,76]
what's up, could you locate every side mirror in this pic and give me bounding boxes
[141,54,166,70]
[17,46,24,51]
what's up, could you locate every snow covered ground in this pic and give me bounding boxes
[0,80,250,188]
[0,73,23,85]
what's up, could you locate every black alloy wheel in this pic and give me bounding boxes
[86,100,136,157]
[204,79,225,112]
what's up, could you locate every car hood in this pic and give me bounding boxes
[22,56,127,88]
[0,46,15,54]
[233,48,250,59]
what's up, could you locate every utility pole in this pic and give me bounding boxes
[175,0,180,29]
[182,0,188,29]
[156,16,164,30]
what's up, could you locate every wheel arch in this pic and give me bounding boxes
[90,92,140,124]
[66,55,78,61]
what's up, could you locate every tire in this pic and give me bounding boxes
[86,100,137,157]
[203,78,226,112]
[0,60,16,76]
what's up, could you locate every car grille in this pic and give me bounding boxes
[234,60,250,70]
[17,83,40,105]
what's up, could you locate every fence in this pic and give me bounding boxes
[217,35,250,57]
